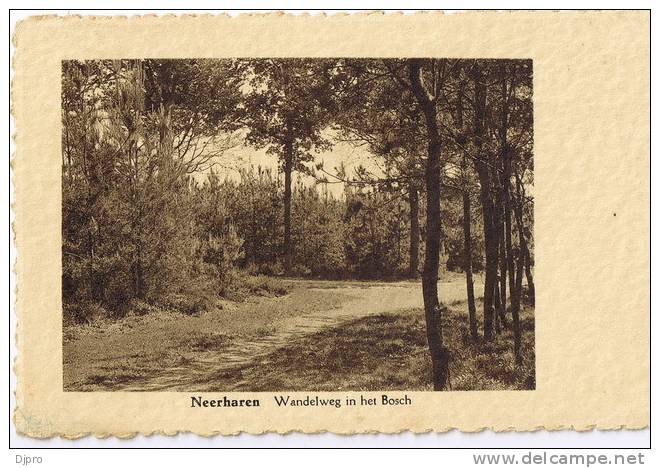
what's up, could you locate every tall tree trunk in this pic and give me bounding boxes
[524,245,535,305]
[409,184,420,279]
[514,247,524,365]
[504,173,520,358]
[513,177,529,364]
[462,187,478,341]
[493,198,506,334]
[133,142,145,300]
[505,195,517,309]
[472,64,497,341]
[503,143,521,366]
[84,135,96,301]
[80,69,97,301]
[499,222,508,318]
[409,59,449,391]
[251,186,258,265]
[498,65,522,364]
[493,278,501,334]
[283,145,293,276]
[456,80,478,341]
[135,241,144,299]
[481,196,498,342]
[514,175,535,305]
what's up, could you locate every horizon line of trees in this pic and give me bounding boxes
[62,57,534,390]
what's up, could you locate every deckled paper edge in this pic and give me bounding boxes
[11,10,650,439]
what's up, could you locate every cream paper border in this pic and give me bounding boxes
[12,11,650,438]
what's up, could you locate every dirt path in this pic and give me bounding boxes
[112,278,483,391]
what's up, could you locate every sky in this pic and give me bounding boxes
[203,131,382,197]
[197,131,535,199]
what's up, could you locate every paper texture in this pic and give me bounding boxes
[12,11,649,437]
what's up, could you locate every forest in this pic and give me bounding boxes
[62,58,534,392]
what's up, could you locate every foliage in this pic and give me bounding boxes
[240,59,337,173]
[189,302,535,392]
[62,59,242,320]
[62,57,535,389]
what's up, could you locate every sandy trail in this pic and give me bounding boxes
[113,279,483,391]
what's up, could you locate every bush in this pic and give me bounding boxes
[127,299,161,316]
[243,275,290,296]
[158,289,216,315]
[243,261,284,277]
[63,301,109,325]
[226,274,291,301]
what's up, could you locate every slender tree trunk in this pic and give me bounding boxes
[84,137,96,301]
[79,72,97,302]
[462,187,478,340]
[135,241,144,299]
[514,251,524,364]
[504,160,521,365]
[493,278,502,334]
[486,211,500,341]
[133,141,145,300]
[456,81,478,341]
[251,184,258,265]
[524,245,535,305]
[283,144,293,276]
[497,65,522,364]
[409,184,420,279]
[499,223,508,317]
[472,64,497,341]
[514,175,535,305]
[493,197,506,334]
[513,176,529,365]
[505,196,516,308]
[409,59,449,391]
[478,183,498,341]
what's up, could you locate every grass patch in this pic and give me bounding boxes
[188,332,233,351]
[228,274,291,300]
[63,274,292,327]
[203,301,535,392]
[63,284,352,391]
[64,278,534,392]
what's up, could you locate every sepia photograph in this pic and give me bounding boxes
[10,7,651,447]
[60,58,535,392]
